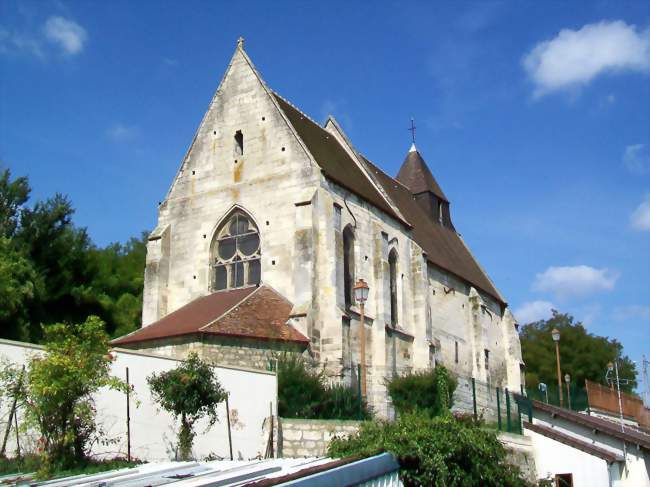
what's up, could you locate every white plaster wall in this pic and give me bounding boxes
[532,411,650,487]
[525,429,612,487]
[0,340,277,462]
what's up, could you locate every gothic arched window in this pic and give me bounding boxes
[211,210,261,291]
[388,249,398,325]
[343,225,355,308]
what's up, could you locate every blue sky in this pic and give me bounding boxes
[1,1,649,386]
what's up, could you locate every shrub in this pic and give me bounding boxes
[386,366,456,418]
[328,412,526,486]
[0,317,127,476]
[147,352,227,460]
[277,354,371,420]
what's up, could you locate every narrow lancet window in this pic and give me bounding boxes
[234,130,244,156]
[388,249,398,325]
[343,226,355,307]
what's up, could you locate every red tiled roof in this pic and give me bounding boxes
[524,421,623,463]
[111,285,308,346]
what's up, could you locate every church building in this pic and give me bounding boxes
[112,40,523,417]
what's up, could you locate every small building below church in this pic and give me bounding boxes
[112,40,523,417]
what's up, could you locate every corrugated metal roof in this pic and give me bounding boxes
[9,454,401,486]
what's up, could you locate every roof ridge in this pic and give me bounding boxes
[360,154,413,193]
[271,91,322,128]
[199,285,263,331]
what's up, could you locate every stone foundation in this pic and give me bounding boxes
[278,418,361,458]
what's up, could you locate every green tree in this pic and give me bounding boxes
[520,310,637,393]
[0,168,30,238]
[386,366,456,418]
[328,413,526,486]
[0,168,147,342]
[147,352,228,460]
[0,316,127,475]
[0,237,42,340]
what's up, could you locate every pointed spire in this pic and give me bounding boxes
[237,36,245,49]
[396,146,448,202]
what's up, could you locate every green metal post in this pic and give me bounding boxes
[527,398,533,423]
[496,387,502,431]
[357,363,362,420]
[471,378,477,422]
[505,388,512,433]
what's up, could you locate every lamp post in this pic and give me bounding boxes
[538,382,549,404]
[353,279,370,400]
[551,328,563,407]
[565,374,572,410]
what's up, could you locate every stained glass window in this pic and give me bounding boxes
[211,211,261,290]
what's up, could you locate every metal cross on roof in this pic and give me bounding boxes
[408,118,416,144]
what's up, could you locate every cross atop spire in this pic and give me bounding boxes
[237,36,245,49]
[408,117,416,144]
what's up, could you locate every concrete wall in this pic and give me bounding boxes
[0,339,277,462]
[278,418,361,458]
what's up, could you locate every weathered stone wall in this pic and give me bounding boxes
[124,335,305,371]
[499,432,537,485]
[278,418,361,458]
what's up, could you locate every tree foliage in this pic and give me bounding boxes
[520,310,637,392]
[386,366,456,418]
[277,353,371,420]
[0,316,126,475]
[147,352,228,460]
[0,168,146,341]
[328,412,526,486]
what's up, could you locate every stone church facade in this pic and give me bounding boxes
[113,41,523,417]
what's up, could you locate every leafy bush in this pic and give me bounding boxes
[277,354,371,420]
[147,352,227,460]
[386,366,456,417]
[0,316,127,476]
[328,412,526,486]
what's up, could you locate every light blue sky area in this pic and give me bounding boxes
[1,1,649,385]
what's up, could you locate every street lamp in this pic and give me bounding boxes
[353,279,370,400]
[564,373,572,410]
[551,328,564,407]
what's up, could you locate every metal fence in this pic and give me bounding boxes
[453,377,530,435]
[525,382,589,413]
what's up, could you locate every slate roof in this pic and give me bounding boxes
[362,156,504,303]
[397,148,449,201]
[523,421,624,463]
[272,93,404,224]
[273,92,504,305]
[529,399,650,451]
[111,285,308,346]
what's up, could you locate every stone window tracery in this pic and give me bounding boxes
[211,210,260,291]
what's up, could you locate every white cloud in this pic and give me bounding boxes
[523,20,650,97]
[514,300,555,324]
[630,194,650,231]
[44,16,86,55]
[533,265,619,299]
[624,144,650,175]
[612,305,650,322]
[0,27,44,58]
[107,123,138,142]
